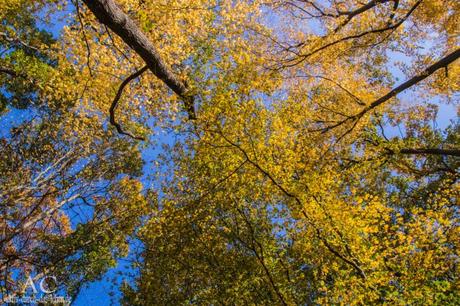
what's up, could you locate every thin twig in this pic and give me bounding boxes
[73,0,94,77]
[0,32,41,53]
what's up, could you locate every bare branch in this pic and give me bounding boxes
[109,66,148,140]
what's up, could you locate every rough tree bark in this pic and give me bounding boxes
[81,0,196,119]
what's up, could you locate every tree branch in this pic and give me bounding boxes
[322,48,460,133]
[212,128,367,279]
[360,48,460,116]
[73,0,93,77]
[0,67,17,77]
[81,0,196,119]
[283,0,422,68]
[398,148,460,157]
[0,31,41,53]
[109,66,148,140]
[333,0,394,33]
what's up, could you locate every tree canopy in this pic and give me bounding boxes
[0,0,459,304]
